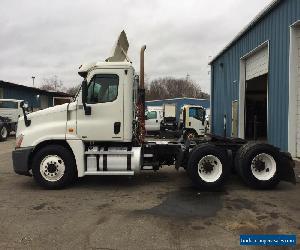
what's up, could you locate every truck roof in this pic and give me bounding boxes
[78,61,134,77]
[181,104,205,109]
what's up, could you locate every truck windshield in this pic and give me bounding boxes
[0,101,18,109]
[189,107,205,121]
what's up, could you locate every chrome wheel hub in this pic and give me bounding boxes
[40,155,65,182]
[198,155,222,183]
[251,153,276,181]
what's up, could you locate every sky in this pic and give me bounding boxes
[0,0,273,93]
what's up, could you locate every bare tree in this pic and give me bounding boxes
[145,77,209,101]
[40,75,64,92]
[66,84,81,96]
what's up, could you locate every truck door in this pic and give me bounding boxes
[145,111,159,131]
[76,71,124,141]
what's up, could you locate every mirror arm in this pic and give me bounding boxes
[20,101,31,127]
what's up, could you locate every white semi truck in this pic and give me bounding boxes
[12,32,296,190]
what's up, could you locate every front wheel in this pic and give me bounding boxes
[32,145,77,189]
[187,143,230,189]
[0,125,8,141]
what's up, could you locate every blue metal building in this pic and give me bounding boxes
[146,98,210,121]
[0,80,72,110]
[210,0,300,157]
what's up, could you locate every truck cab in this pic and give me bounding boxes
[12,58,146,188]
[145,106,163,134]
[180,105,207,140]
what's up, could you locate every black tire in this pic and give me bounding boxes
[234,142,257,175]
[235,143,280,189]
[186,143,230,189]
[32,145,77,189]
[0,125,8,142]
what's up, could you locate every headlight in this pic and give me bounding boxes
[15,134,24,148]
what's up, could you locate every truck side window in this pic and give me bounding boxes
[87,74,119,104]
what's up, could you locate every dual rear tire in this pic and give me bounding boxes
[234,143,280,189]
[187,142,281,190]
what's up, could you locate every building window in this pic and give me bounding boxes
[0,88,3,98]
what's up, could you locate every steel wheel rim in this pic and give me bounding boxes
[1,126,7,138]
[40,155,65,182]
[198,155,223,182]
[251,153,276,181]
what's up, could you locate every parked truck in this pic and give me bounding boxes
[145,106,163,135]
[0,99,28,141]
[12,31,296,190]
[179,105,208,140]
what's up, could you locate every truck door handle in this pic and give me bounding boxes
[156,120,158,123]
[114,122,121,134]
[189,122,191,126]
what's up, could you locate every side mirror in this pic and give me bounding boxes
[23,103,28,109]
[20,101,31,127]
[81,79,91,115]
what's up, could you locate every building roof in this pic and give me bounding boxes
[0,80,73,97]
[146,97,209,103]
[209,0,280,65]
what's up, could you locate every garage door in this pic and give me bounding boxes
[245,46,269,80]
[296,28,300,157]
[40,95,49,109]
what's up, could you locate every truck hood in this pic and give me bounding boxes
[27,103,69,119]
[17,103,69,147]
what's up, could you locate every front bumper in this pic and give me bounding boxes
[12,147,34,176]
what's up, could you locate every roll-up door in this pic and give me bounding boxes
[245,46,269,81]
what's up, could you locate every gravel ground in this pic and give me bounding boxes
[0,137,299,250]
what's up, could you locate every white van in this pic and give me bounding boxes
[145,106,163,134]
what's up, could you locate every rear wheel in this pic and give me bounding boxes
[187,143,230,189]
[32,145,77,189]
[235,143,280,189]
[0,125,8,141]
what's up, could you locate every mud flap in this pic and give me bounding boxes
[279,152,296,184]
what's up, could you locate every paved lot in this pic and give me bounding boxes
[0,137,300,250]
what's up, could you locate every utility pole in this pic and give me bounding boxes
[32,76,35,87]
